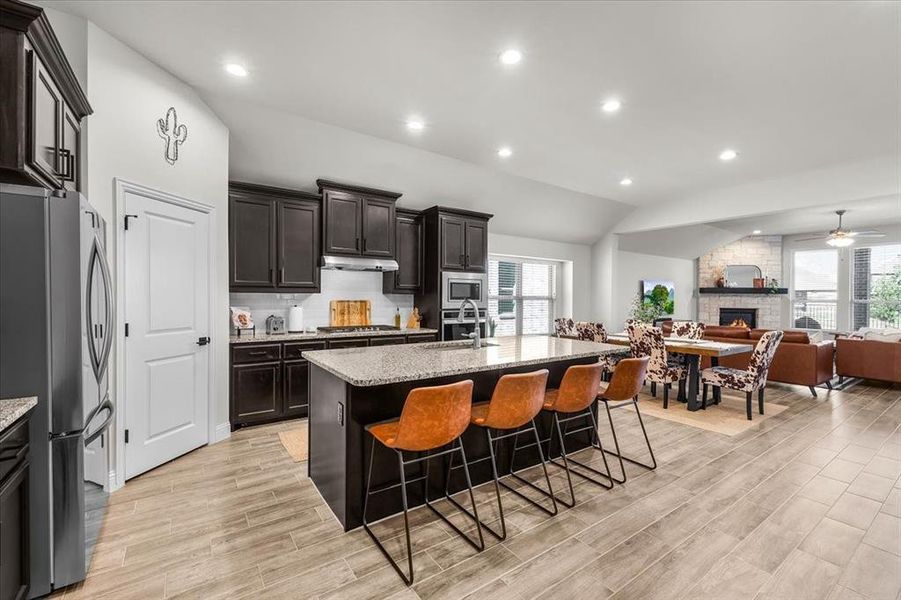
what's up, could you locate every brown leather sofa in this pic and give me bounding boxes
[662,323,835,396]
[835,337,901,384]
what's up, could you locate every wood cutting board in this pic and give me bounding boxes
[330,300,372,326]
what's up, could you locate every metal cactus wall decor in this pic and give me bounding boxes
[156,107,188,165]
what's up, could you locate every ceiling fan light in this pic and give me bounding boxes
[826,236,854,248]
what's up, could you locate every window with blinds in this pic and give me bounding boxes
[488,257,557,336]
[851,244,901,329]
[791,249,838,329]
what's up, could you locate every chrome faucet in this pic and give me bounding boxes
[457,299,482,349]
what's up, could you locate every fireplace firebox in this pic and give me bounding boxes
[720,308,758,329]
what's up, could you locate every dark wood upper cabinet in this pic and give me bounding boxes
[230,193,276,288]
[318,180,400,258]
[0,2,92,190]
[440,214,467,271]
[322,190,362,255]
[464,219,488,272]
[361,197,395,257]
[278,198,320,289]
[229,181,321,293]
[384,209,422,293]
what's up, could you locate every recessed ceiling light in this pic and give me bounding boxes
[406,119,425,132]
[752,230,762,235]
[225,63,248,77]
[719,148,739,161]
[602,99,622,113]
[497,146,513,158]
[620,177,633,186]
[499,49,522,65]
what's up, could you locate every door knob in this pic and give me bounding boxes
[197,336,210,346]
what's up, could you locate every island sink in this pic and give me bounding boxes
[302,335,624,529]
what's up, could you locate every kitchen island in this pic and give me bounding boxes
[303,335,624,529]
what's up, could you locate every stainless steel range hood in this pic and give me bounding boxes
[321,255,399,272]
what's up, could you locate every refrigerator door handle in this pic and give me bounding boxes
[86,234,115,383]
[84,395,114,446]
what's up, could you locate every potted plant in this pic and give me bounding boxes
[629,294,665,324]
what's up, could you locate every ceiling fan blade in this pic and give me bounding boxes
[852,233,886,238]
[794,236,827,242]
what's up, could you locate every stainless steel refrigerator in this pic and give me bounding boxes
[0,183,114,597]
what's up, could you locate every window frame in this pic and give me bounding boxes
[850,243,901,330]
[790,248,839,331]
[488,255,558,336]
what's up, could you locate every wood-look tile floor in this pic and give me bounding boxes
[53,381,901,600]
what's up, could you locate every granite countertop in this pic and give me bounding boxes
[302,335,625,386]
[230,328,439,344]
[0,396,37,433]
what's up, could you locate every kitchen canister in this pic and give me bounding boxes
[288,305,304,332]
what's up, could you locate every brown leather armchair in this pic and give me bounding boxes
[835,337,901,384]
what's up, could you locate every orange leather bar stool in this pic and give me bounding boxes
[597,357,654,484]
[541,362,612,507]
[363,380,484,585]
[446,369,555,541]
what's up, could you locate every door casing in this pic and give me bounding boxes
[112,178,218,490]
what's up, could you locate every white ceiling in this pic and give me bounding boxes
[45,0,900,216]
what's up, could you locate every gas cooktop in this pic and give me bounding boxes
[316,325,400,333]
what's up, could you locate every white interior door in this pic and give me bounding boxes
[123,189,210,479]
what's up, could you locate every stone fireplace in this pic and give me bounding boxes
[720,307,758,329]
[697,235,785,330]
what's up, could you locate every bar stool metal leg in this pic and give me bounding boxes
[500,419,558,517]
[545,408,614,507]
[601,396,657,484]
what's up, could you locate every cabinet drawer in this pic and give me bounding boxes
[0,417,29,483]
[369,336,407,346]
[232,344,281,364]
[406,333,438,343]
[327,338,369,349]
[284,341,327,360]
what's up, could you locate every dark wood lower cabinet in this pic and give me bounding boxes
[231,362,281,426]
[0,414,31,600]
[230,333,437,428]
[283,360,311,418]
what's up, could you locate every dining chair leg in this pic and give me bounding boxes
[745,391,753,420]
[702,383,708,409]
[663,383,669,409]
[651,382,657,397]
[758,388,765,415]
[677,379,686,402]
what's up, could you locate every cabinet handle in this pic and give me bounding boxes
[269,268,275,283]
[355,237,360,250]
[248,351,267,356]
[279,267,285,283]
[466,254,471,267]
[362,238,367,252]
[460,254,465,266]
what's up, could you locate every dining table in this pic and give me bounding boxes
[605,334,752,411]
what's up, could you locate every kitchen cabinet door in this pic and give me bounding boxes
[0,459,29,600]
[230,195,276,289]
[283,360,311,418]
[327,338,369,349]
[60,104,81,191]
[323,190,362,255]
[278,199,320,290]
[369,336,407,346]
[464,219,488,272]
[231,362,282,425]
[440,214,466,271]
[361,197,395,257]
[385,212,421,292]
[28,52,63,188]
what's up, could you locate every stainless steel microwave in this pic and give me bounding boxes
[442,271,487,309]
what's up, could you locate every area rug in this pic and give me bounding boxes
[630,392,789,436]
[278,423,309,462]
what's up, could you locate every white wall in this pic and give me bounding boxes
[83,24,230,466]
[488,233,592,320]
[611,250,697,330]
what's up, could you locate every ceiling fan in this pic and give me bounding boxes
[795,210,885,247]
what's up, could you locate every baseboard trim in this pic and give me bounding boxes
[214,421,231,443]
[108,469,121,492]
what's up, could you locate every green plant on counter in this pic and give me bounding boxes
[630,294,664,324]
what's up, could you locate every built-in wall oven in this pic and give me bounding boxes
[440,271,488,340]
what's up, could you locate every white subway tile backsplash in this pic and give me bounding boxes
[230,270,414,332]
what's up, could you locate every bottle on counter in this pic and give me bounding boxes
[394,306,401,328]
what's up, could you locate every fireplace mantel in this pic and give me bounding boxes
[699,287,788,295]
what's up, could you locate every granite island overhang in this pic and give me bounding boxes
[302,335,626,530]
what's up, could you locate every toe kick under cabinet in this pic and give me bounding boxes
[230,332,438,429]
